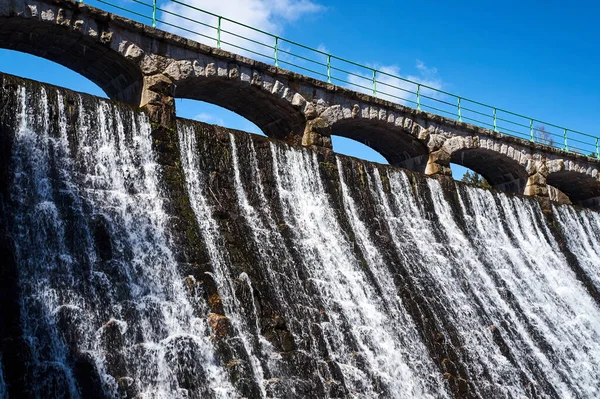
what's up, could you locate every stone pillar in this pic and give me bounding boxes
[302,117,332,149]
[524,160,550,208]
[140,74,176,130]
[425,149,452,177]
[524,173,548,197]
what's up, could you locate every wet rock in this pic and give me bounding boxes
[117,376,137,398]
[73,352,105,399]
[208,312,232,338]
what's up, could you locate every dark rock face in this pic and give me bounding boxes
[1,74,600,399]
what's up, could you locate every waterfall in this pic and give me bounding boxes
[268,144,446,398]
[5,83,233,398]
[2,75,600,398]
[553,205,600,292]
[453,186,600,398]
[178,123,268,398]
[0,356,6,399]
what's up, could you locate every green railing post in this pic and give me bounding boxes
[151,0,157,27]
[493,108,498,132]
[530,119,534,142]
[217,16,221,48]
[88,1,600,157]
[274,37,279,67]
[372,69,377,97]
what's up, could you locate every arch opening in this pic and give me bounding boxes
[547,171,600,209]
[331,136,388,164]
[176,98,264,135]
[0,15,143,103]
[0,50,107,98]
[329,119,429,173]
[450,148,528,194]
[174,79,305,142]
[452,163,491,189]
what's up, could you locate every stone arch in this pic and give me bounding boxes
[547,160,600,209]
[162,59,311,142]
[0,0,144,103]
[319,104,430,172]
[445,137,529,194]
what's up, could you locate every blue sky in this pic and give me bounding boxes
[2,0,599,179]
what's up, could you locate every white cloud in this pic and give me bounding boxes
[317,44,329,54]
[158,0,324,61]
[347,60,444,107]
[194,112,225,126]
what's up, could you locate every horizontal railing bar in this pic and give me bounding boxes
[461,115,496,129]
[461,106,492,119]
[278,60,329,79]
[329,66,373,82]
[96,0,600,159]
[157,19,216,42]
[155,6,217,31]
[420,103,458,118]
[219,40,274,61]
[97,0,153,20]
[169,0,276,38]
[277,49,328,68]
[219,28,273,50]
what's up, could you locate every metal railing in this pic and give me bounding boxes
[87,0,600,160]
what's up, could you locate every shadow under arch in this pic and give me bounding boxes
[450,148,528,194]
[547,170,600,209]
[329,119,429,173]
[0,12,143,103]
[174,78,306,142]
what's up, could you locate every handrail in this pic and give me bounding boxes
[91,0,600,160]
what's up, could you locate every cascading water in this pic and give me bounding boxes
[178,122,269,398]
[553,205,600,292]
[1,74,600,398]
[452,185,600,398]
[1,81,234,398]
[361,164,600,397]
[0,357,6,399]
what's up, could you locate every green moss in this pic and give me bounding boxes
[319,161,338,173]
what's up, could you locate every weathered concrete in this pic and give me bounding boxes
[2,0,600,208]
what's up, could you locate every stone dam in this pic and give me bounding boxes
[1,0,600,397]
[1,0,600,210]
[0,70,599,399]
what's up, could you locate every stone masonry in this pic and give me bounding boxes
[1,0,599,208]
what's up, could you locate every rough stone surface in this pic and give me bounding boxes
[1,0,600,207]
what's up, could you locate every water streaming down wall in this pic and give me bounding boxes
[0,357,6,399]
[0,78,234,398]
[553,205,600,293]
[1,75,600,398]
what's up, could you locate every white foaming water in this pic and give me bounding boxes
[6,80,600,399]
[10,86,233,398]
[365,168,600,397]
[553,204,600,292]
[0,356,6,399]
[336,157,448,395]
[366,168,514,397]
[178,123,268,398]
[229,133,346,395]
[269,143,444,398]
[454,185,600,398]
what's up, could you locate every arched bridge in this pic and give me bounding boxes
[2,0,599,209]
